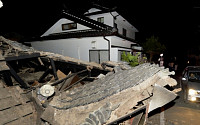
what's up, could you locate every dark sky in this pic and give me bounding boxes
[0,0,199,56]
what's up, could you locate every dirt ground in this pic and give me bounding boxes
[147,71,200,125]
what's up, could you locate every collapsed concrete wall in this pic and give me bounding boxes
[0,36,178,125]
[48,63,177,125]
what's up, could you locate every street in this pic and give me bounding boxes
[147,70,200,125]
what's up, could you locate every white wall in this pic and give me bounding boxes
[110,48,118,61]
[30,35,135,62]
[112,11,138,39]
[111,36,135,48]
[110,47,132,62]
[29,8,139,63]
[42,18,91,36]
[42,10,138,40]
[87,11,138,40]
[87,13,114,27]
[31,37,109,62]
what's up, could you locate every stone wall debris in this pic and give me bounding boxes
[49,63,177,125]
[0,36,178,125]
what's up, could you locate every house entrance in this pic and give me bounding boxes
[89,50,109,63]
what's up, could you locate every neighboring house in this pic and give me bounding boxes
[27,6,142,63]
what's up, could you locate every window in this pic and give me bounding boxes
[62,23,77,30]
[97,17,104,23]
[188,72,200,82]
[123,28,127,37]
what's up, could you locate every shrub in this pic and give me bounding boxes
[121,51,139,67]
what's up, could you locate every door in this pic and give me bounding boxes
[89,50,109,63]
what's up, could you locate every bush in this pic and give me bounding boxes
[121,52,139,67]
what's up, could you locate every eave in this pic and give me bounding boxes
[27,29,136,43]
[61,11,113,31]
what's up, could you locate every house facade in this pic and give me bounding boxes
[27,7,142,63]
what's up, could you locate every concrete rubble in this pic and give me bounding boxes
[0,36,178,125]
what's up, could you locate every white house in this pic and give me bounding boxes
[27,6,142,63]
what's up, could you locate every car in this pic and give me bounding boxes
[181,66,200,102]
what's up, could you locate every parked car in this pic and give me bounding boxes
[181,66,200,102]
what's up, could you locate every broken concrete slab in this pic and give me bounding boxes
[41,106,59,125]
[148,84,177,113]
[48,63,177,125]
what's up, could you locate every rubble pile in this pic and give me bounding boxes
[0,36,178,125]
[51,64,168,110]
[49,63,177,125]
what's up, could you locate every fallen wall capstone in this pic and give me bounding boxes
[48,63,177,125]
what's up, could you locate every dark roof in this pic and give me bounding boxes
[33,29,113,41]
[84,4,117,16]
[26,9,136,43]
[28,29,135,43]
[61,10,113,31]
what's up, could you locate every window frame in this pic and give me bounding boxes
[62,23,77,31]
[97,17,104,23]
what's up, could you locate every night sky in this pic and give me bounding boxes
[0,0,199,64]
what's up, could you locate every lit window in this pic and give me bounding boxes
[62,23,77,30]
[97,17,104,23]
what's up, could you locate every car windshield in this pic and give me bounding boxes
[188,72,200,82]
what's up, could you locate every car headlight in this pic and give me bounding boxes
[188,89,197,95]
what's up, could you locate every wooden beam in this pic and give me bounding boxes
[38,68,52,83]
[49,58,58,80]
[6,63,29,89]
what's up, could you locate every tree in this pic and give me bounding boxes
[142,36,166,62]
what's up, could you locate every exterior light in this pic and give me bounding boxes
[188,89,196,95]
[0,0,3,8]
[191,97,196,101]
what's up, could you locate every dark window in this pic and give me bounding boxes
[62,23,77,30]
[97,17,104,23]
[123,28,127,37]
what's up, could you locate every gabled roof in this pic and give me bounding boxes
[27,6,137,43]
[84,5,117,16]
[36,29,114,41]
[61,10,113,31]
[28,29,136,43]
